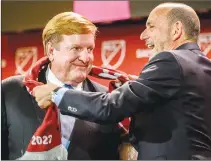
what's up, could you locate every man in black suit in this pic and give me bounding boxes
[1,12,121,160]
[34,2,211,159]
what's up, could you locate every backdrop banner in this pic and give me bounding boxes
[2,20,211,85]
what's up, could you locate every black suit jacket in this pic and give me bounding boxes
[57,43,211,159]
[1,72,120,159]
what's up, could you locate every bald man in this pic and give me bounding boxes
[34,2,211,159]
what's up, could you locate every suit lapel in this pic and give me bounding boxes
[31,97,46,123]
[67,79,97,153]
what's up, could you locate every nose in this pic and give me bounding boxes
[140,29,148,40]
[78,49,90,64]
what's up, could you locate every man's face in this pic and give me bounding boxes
[140,8,173,54]
[49,34,95,85]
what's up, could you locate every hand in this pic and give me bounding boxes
[119,142,138,160]
[33,83,59,109]
[128,74,138,80]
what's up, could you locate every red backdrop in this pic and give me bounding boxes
[2,19,211,86]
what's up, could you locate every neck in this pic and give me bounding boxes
[46,65,83,87]
[149,38,196,60]
[171,37,196,50]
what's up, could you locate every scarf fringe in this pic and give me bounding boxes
[17,145,68,160]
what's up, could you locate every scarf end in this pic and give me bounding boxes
[17,144,68,160]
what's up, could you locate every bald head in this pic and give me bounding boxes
[141,2,201,54]
[155,3,200,41]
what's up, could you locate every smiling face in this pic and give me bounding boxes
[140,7,173,54]
[47,34,95,86]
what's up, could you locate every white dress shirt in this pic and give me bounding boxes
[45,66,82,149]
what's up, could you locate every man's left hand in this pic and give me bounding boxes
[33,83,59,109]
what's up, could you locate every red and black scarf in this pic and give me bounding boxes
[19,57,67,160]
[20,56,130,159]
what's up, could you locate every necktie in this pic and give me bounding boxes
[63,84,73,89]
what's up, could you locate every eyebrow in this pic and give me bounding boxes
[69,44,95,48]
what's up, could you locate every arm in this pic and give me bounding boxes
[56,52,182,124]
[1,89,9,159]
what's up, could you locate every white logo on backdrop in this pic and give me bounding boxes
[101,40,126,69]
[198,33,211,58]
[15,47,38,75]
[1,59,7,68]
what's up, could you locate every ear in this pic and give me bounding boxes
[46,42,54,62]
[172,21,183,41]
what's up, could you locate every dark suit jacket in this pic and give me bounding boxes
[57,43,211,159]
[1,71,121,160]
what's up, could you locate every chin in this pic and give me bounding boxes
[153,48,161,54]
[77,77,86,82]
[70,70,88,82]
[75,74,87,82]
[150,49,156,54]
[65,76,86,86]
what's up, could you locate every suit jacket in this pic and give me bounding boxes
[1,70,121,160]
[57,43,211,159]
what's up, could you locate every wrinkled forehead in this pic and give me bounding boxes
[61,34,95,46]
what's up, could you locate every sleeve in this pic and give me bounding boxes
[58,52,182,124]
[52,88,68,106]
[1,88,9,159]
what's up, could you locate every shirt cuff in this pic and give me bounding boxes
[52,87,68,106]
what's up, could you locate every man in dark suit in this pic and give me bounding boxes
[34,2,211,160]
[1,12,121,160]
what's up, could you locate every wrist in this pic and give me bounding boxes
[51,87,61,102]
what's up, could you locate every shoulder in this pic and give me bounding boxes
[150,51,178,62]
[2,75,24,90]
[146,51,181,70]
[141,51,182,79]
